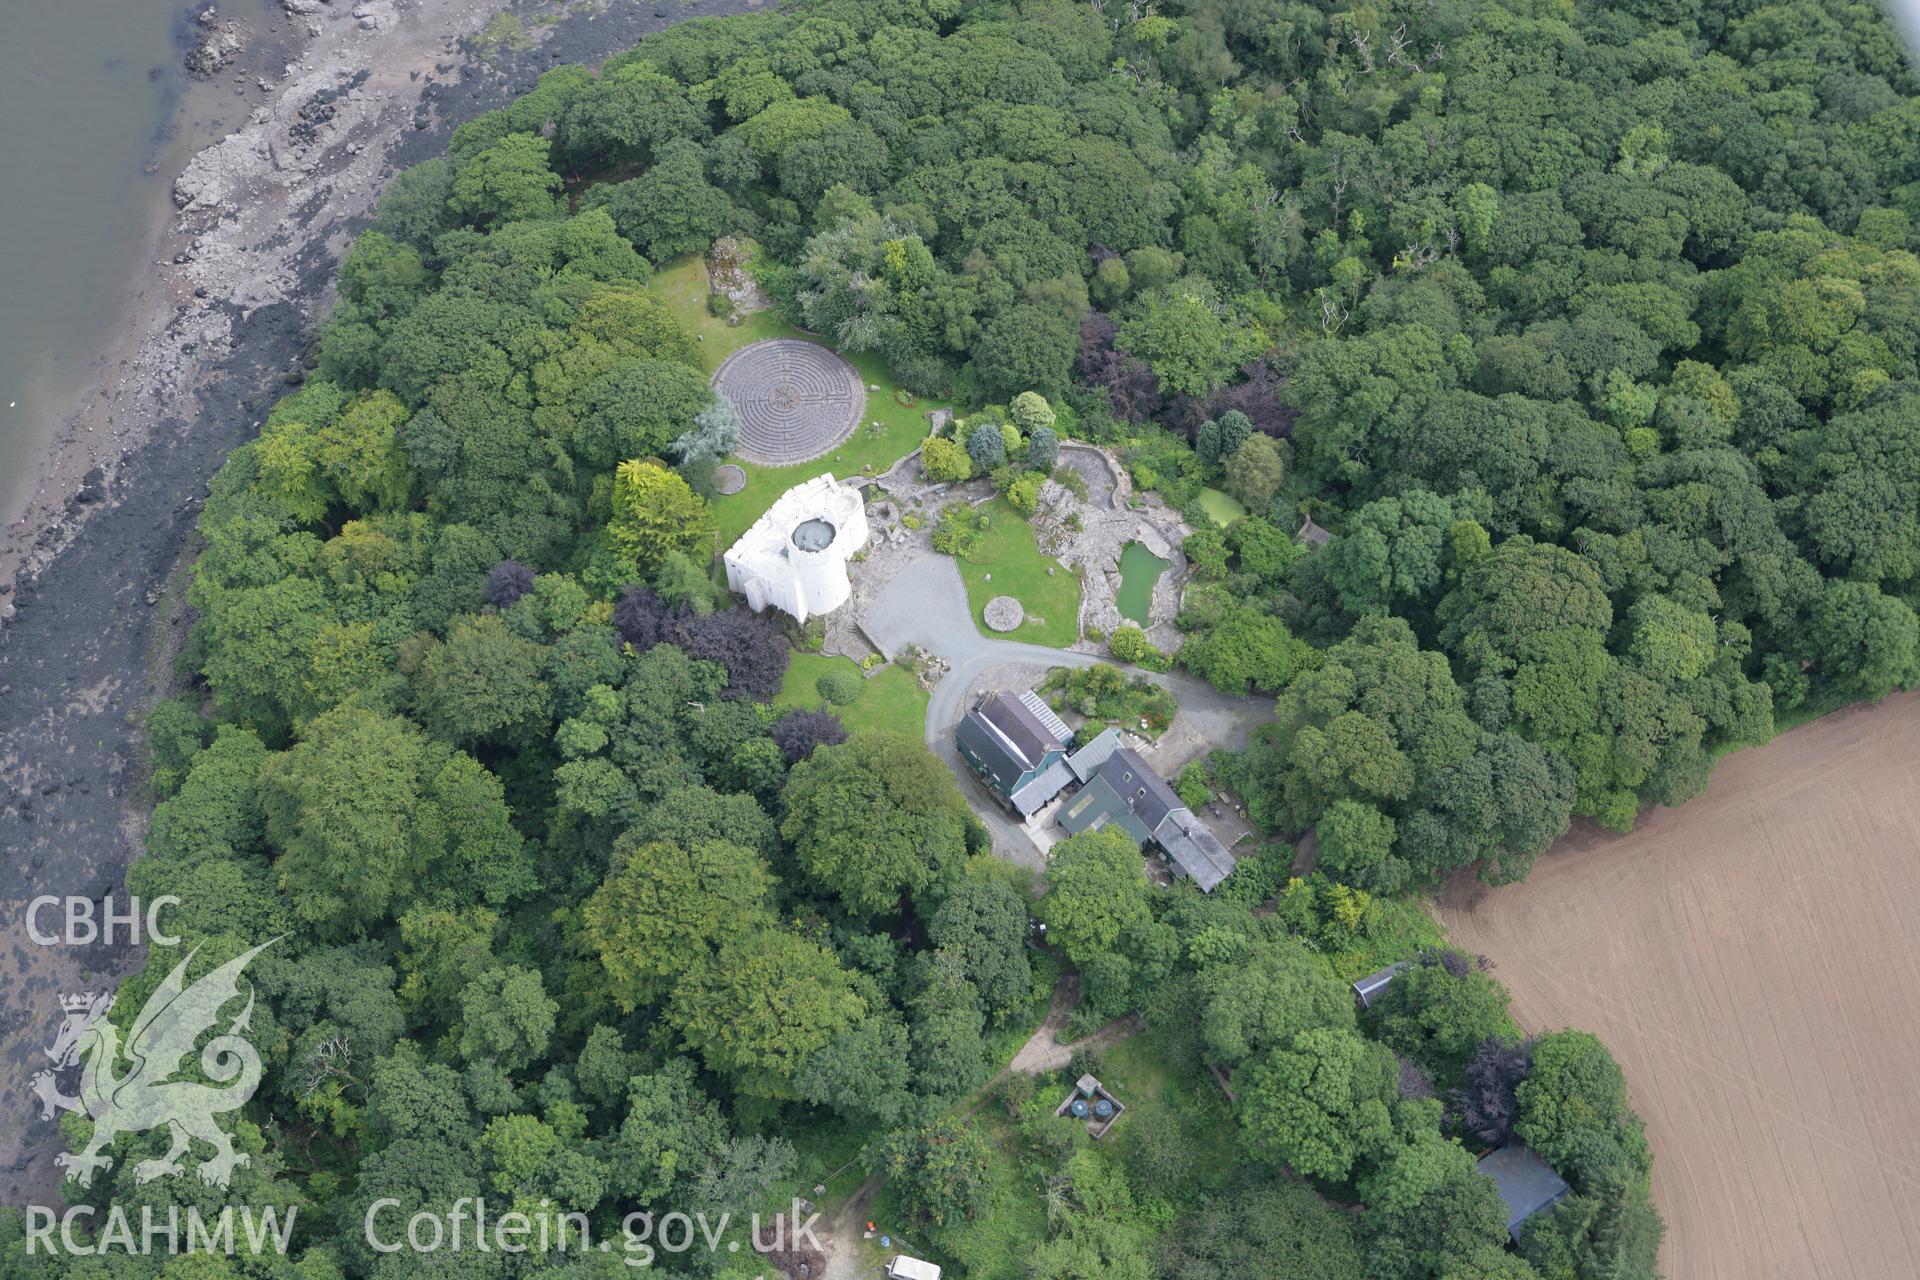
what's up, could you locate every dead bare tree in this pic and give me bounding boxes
[1319,289,1350,335]
[296,1033,361,1101]
[1386,24,1412,68]
[1351,30,1376,73]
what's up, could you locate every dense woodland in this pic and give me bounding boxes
[10,0,1920,1275]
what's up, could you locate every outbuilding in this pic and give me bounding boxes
[886,1255,942,1280]
[1477,1145,1570,1240]
[1352,961,1409,1009]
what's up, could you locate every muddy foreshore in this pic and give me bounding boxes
[0,0,759,1205]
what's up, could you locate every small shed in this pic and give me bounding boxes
[1352,961,1408,1009]
[886,1256,942,1280]
[1478,1145,1570,1240]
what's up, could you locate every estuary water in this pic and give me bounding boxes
[0,0,271,523]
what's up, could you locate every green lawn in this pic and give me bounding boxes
[1095,1026,1241,1194]
[951,498,1083,648]
[648,255,952,546]
[773,652,931,738]
[1197,486,1248,526]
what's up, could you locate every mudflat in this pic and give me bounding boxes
[1437,690,1920,1280]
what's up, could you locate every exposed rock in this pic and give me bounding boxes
[1029,443,1189,652]
[352,2,398,32]
[186,14,247,78]
[706,236,771,317]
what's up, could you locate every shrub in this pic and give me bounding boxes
[1007,471,1042,516]
[920,436,971,483]
[967,424,1008,472]
[1009,391,1056,433]
[931,504,991,559]
[1109,624,1153,663]
[816,666,864,706]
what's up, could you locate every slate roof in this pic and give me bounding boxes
[958,690,1075,815]
[978,691,1066,769]
[1099,747,1182,831]
[1056,747,1237,890]
[956,712,1028,795]
[1009,758,1075,817]
[1478,1145,1570,1239]
[1153,809,1236,890]
[1066,727,1123,782]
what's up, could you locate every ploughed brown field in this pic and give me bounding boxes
[1436,690,1920,1280]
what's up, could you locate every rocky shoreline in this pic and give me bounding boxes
[0,0,758,1205]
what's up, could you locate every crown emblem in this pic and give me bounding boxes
[59,994,99,1013]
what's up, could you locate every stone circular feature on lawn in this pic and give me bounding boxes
[984,596,1025,632]
[713,464,747,495]
[711,339,866,466]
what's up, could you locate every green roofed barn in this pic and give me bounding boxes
[956,690,1075,818]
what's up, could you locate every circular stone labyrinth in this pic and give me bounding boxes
[984,596,1026,632]
[711,339,866,466]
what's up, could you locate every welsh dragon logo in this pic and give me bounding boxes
[32,938,279,1189]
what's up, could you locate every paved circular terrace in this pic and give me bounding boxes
[711,339,865,466]
[984,596,1025,632]
[713,464,747,495]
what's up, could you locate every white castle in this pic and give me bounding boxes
[723,473,870,623]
